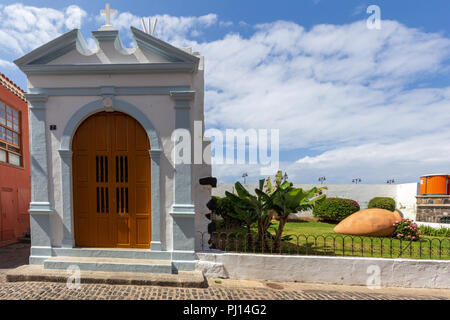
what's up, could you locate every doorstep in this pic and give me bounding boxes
[6,265,207,288]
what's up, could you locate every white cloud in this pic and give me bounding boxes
[0,59,15,69]
[192,20,450,182]
[293,132,450,183]
[219,21,233,27]
[65,5,87,30]
[97,12,219,43]
[195,20,450,150]
[0,3,87,55]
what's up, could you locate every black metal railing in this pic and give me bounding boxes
[199,232,450,260]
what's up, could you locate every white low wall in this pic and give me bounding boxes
[195,252,450,289]
[213,183,419,219]
[417,221,450,229]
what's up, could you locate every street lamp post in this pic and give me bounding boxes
[242,173,248,184]
[318,176,326,184]
[352,178,362,184]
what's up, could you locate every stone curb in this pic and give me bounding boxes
[6,265,207,288]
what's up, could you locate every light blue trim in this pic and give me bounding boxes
[131,27,200,67]
[172,261,196,272]
[149,149,163,251]
[92,30,119,42]
[170,91,197,254]
[60,99,161,150]
[14,27,200,75]
[59,98,164,251]
[20,63,197,75]
[58,150,74,248]
[28,86,191,97]
[29,213,53,264]
[29,202,53,214]
[28,96,54,260]
[25,94,48,109]
[170,204,196,216]
[51,247,171,260]
[172,250,196,261]
[31,42,76,65]
[170,91,196,101]
[92,30,131,57]
[14,29,82,67]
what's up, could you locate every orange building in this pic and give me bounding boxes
[0,73,30,246]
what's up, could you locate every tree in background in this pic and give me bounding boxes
[267,171,326,251]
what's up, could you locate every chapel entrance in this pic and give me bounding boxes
[72,111,151,248]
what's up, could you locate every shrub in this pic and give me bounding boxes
[368,197,396,212]
[212,196,242,229]
[312,197,360,222]
[393,219,420,241]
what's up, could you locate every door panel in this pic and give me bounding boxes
[0,189,18,241]
[73,111,151,248]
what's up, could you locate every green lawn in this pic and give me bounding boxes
[213,221,449,260]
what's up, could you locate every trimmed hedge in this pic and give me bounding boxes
[312,197,360,222]
[368,197,396,212]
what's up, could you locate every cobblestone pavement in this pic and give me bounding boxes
[0,243,29,270]
[0,243,449,300]
[0,276,448,300]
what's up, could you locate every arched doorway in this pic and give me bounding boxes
[72,111,151,248]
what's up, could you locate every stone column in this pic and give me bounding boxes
[26,94,53,264]
[58,149,74,248]
[170,91,197,270]
[150,149,163,251]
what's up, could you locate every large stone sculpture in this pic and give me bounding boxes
[334,208,402,237]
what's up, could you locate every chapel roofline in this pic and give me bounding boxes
[14,27,200,76]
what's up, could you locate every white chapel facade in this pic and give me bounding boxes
[14,11,211,272]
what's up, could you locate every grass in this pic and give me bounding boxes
[418,225,450,237]
[213,220,449,260]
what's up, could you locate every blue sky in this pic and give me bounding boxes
[1,1,450,184]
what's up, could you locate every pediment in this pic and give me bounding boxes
[14,27,200,75]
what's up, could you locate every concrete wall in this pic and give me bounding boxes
[196,252,450,289]
[213,183,419,220]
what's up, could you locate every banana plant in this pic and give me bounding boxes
[269,179,326,251]
[225,179,274,246]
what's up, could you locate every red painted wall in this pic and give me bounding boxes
[0,75,30,246]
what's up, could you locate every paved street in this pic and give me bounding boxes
[0,243,449,300]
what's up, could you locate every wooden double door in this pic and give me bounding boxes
[73,112,151,248]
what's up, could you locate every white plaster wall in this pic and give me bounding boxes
[395,183,419,219]
[196,252,450,289]
[213,183,418,219]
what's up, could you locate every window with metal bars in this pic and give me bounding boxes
[116,187,129,214]
[116,155,128,183]
[96,156,109,183]
[95,156,109,213]
[115,155,129,214]
[96,187,109,213]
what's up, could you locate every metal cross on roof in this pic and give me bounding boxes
[100,3,116,27]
